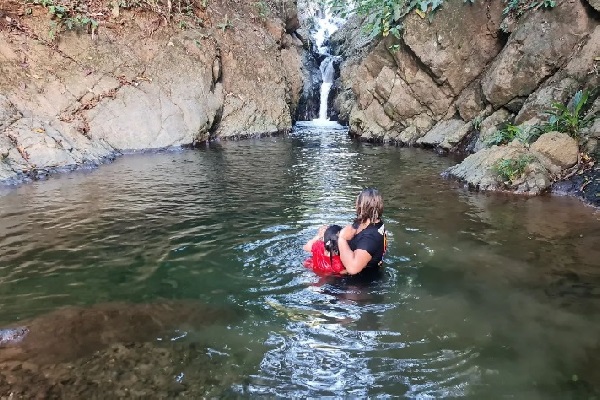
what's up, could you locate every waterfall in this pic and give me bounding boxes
[318,57,335,120]
[296,2,346,123]
[313,10,342,122]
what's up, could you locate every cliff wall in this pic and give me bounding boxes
[0,0,304,183]
[332,0,599,203]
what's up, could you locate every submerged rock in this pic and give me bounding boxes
[552,163,600,207]
[0,301,241,365]
[0,300,244,397]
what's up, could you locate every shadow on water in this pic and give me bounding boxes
[0,120,599,397]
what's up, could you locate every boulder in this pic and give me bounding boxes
[416,119,472,150]
[530,131,579,169]
[482,0,593,107]
[445,142,553,194]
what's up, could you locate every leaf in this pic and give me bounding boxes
[33,128,45,133]
[573,90,589,116]
[415,8,426,18]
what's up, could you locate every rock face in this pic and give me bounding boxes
[481,0,592,108]
[402,0,505,96]
[0,0,304,183]
[333,0,599,201]
[333,0,505,143]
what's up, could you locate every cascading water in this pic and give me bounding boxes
[318,57,336,120]
[310,8,344,123]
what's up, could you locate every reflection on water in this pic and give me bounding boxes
[0,121,599,397]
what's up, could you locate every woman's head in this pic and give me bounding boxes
[354,187,383,225]
[324,224,342,255]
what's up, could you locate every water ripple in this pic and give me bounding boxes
[0,123,598,397]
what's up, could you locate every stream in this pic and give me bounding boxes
[0,121,599,397]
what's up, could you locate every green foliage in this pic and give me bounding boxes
[327,0,450,39]
[326,0,558,39]
[503,0,556,17]
[485,123,543,146]
[493,155,534,183]
[29,0,99,40]
[542,90,594,138]
[254,1,270,21]
[486,124,522,146]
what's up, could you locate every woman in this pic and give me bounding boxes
[338,187,386,275]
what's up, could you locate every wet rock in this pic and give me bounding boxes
[445,142,554,194]
[531,131,579,169]
[416,119,472,151]
[0,300,248,397]
[0,163,17,183]
[0,328,28,346]
[482,0,593,107]
[0,341,245,398]
[552,163,600,207]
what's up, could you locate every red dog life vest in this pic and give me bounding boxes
[303,240,344,275]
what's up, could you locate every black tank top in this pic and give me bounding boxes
[348,221,386,269]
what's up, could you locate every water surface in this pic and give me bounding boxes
[0,121,599,397]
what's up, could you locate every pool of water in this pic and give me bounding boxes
[0,121,599,397]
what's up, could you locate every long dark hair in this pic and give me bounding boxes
[324,224,342,265]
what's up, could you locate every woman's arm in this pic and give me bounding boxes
[303,225,326,252]
[337,224,372,275]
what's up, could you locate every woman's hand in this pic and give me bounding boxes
[303,225,327,252]
[339,224,356,241]
[317,225,327,238]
